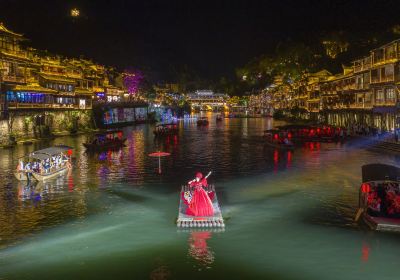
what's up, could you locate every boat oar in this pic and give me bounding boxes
[354,208,364,222]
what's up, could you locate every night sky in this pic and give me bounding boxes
[2,0,400,80]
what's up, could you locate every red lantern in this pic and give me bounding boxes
[288,132,292,139]
[67,149,73,156]
[361,183,371,193]
[274,134,278,140]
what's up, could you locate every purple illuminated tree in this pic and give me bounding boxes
[123,70,144,97]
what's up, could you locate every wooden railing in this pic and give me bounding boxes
[7,102,92,110]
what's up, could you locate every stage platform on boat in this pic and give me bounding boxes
[177,185,225,228]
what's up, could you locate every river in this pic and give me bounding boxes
[0,114,399,280]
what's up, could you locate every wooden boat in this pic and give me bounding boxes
[275,124,342,143]
[264,129,294,150]
[177,184,225,228]
[355,164,400,232]
[197,117,209,126]
[216,114,223,122]
[153,123,178,137]
[83,130,126,151]
[14,145,73,181]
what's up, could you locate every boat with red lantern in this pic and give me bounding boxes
[355,164,400,232]
[153,123,179,137]
[276,125,341,143]
[83,130,126,151]
[263,129,295,150]
[14,145,73,181]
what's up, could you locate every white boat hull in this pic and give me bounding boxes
[14,171,35,181]
[32,166,69,181]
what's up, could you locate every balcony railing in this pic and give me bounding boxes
[2,75,26,83]
[370,76,394,84]
[354,63,371,73]
[375,99,396,106]
[7,102,92,110]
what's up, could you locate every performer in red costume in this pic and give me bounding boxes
[186,172,214,216]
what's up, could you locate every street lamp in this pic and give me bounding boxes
[71,8,80,17]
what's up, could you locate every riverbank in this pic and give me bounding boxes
[1,118,400,280]
[0,128,100,149]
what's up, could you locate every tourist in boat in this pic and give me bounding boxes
[283,137,292,146]
[186,172,214,216]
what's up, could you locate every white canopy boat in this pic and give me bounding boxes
[14,145,73,181]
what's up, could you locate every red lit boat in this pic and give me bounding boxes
[177,184,224,228]
[356,164,400,232]
[263,129,294,150]
[153,123,179,137]
[276,125,341,143]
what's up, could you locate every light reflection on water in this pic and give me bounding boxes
[1,116,400,279]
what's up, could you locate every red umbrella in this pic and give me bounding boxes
[148,151,171,174]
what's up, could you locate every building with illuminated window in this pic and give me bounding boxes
[0,23,131,143]
[186,90,228,111]
[265,39,400,131]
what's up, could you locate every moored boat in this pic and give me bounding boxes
[177,184,224,228]
[197,117,209,126]
[14,145,73,181]
[216,114,223,122]
[153,123,179,137]
[356,163,400,232]
[83,130,126,151]
[263,129,294,150]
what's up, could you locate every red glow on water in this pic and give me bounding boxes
[361,243,370,262]
[68,176,74,192]
[274,150,279,163]
[287,151,292,168]
[273,150,279,172]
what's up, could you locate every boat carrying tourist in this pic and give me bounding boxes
[177,171,225,228]
[355,163,400,232]
[14,145,73,181]
[83,130,126,151]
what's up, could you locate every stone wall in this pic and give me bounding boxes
[0,110,94,144]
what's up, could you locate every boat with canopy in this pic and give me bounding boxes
[14,145,73,181]
[263,129,294,150]
[83,130,126,151]
[197,117,209,126]
[153,123,179,137]
[355,163,400,232]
